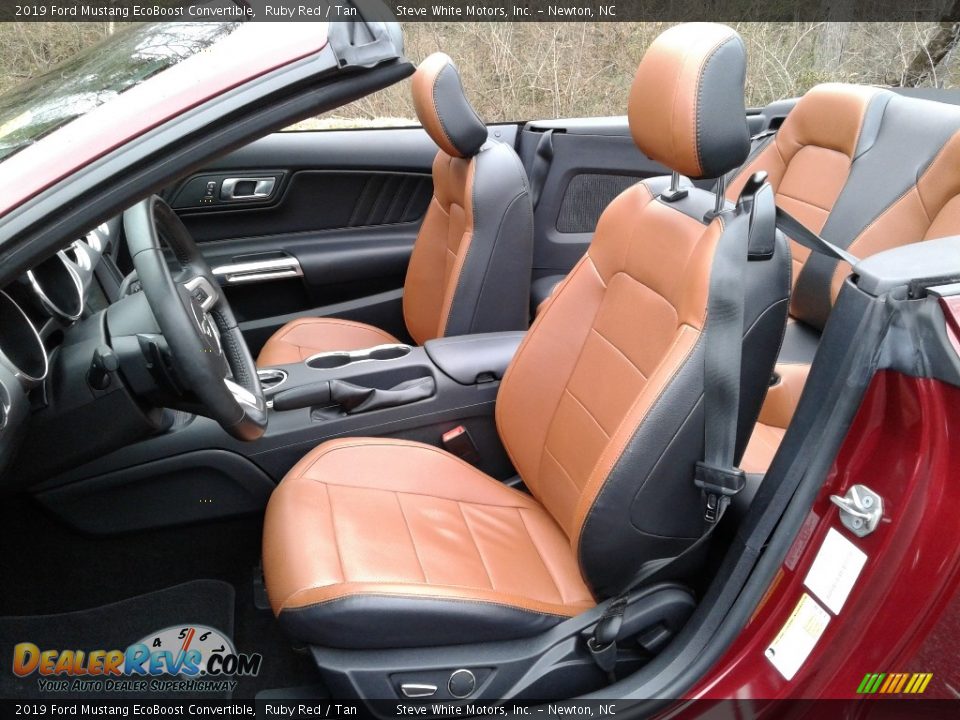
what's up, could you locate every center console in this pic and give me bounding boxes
[34,332,526,534]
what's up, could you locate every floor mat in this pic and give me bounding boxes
[0,579,234,699]
[232,571,319,699]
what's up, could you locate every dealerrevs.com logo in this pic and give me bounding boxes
[11,625,262,694]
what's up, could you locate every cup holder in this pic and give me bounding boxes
[368,346,410,361]
[307,353,354,370]
[306,343,411,370]
[257,368,288,392]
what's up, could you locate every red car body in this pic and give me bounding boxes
[691,367,960,704]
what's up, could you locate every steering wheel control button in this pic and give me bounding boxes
[400,683,438,698]
[447,669,476,698]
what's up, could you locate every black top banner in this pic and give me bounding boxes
[1,0,959,23]
[2,699,960,718]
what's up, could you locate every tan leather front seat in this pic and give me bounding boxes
[262,23,790,649]
[257,53,533,367]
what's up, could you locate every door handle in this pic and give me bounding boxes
[220,177,277,201]
[211,256,303,284]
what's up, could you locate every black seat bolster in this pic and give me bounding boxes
[443,141,534,337]
[278,595,566,650]
[530,274,567,316]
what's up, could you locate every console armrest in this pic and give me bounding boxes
[424,332,526,385]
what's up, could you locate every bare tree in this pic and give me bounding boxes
[893,6,960,86]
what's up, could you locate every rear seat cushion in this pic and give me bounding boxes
[740,320,818,474]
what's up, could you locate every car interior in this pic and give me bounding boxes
[2,17,960,706]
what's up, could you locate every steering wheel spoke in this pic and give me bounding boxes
[225,377,264,411]
[182,274,220,312]
[123,196,267,441]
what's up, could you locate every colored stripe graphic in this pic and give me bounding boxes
[879,674,896,693]
[857,672,932,694]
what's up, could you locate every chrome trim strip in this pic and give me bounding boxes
[304,343,411,369]
[0,290,49,388]
[183,275,220,312]
[26,250,84,323]
[257,368,288,393]
[220,176,277,201]
[211,256,303,285]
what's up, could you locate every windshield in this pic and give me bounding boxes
[0,22,239,163]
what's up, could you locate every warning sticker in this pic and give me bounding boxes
[765,593,830,681]
[803,527,868,614]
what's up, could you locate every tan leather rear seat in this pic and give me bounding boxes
[727,84,960,474]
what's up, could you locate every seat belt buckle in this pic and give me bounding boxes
[442,425,481,465]
[694,461,746,523]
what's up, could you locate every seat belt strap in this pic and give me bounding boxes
[529,129,555,210]
[586,173,774,674]
[695,175,767,527]
[587,179,863,674]
[775,207,860,267]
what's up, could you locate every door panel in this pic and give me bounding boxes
[165,128,441,352]
[520,101,795,283]
[517,118,668,280]
[174,170,433,241]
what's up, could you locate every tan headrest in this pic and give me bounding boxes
[412,53,487,159]
[628,23,750,179]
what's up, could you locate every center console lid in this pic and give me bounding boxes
[424,331,526,385]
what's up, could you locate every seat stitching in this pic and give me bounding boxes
[543,446,584,495]
[772,139,789,168]
[516,508,566,606]
[575,321,705,553]
[495,187,654,482]
[457,502,494,590]
[563,387,611,439]
[775,191,833,214]
[301,472,537,508]
[533,257,609,492]
[693,34,736,176]
[433,193,451,218]
[324,484,347,584]
[271,318,398,352]
[298,439,501,480]
[395,492,428,584]
[590,326,649,380]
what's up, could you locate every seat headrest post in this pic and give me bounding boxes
[412,52,488,159]
[661,171,689,203]
[714,174,727,215]
[628,23,751,180]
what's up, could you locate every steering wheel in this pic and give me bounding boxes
[123,195,267,441]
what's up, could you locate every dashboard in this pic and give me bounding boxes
[0,218,133,484]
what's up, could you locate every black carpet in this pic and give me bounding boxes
[0,580,234,699]
[0,495,321,699]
